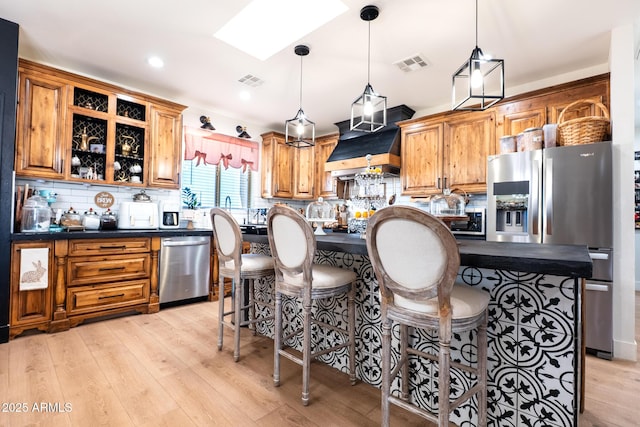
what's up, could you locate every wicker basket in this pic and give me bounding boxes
[557,99,610,146]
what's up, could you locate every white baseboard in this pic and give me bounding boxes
[614,338,638,361]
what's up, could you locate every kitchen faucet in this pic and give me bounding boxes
[224,196,231,211]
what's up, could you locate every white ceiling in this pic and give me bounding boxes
[1,0,639,135]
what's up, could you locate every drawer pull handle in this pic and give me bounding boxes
[99,266,126,272]
[99,245,127,250]
[98,293,125,300]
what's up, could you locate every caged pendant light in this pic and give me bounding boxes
[452,0,504,111]
[350,5,387,132]
[285,44,315,148]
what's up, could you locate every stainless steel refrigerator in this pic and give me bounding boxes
[486,141,613,359]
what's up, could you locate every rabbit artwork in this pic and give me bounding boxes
[21,260,46,283]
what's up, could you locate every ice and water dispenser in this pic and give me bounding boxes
[489,180,532,238]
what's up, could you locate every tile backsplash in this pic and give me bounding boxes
[15,178,181,229]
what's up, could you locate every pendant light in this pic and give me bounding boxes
[285,44,315,148]
[452,0,504,111]
[350,5,387,133]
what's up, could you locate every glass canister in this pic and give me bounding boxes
[499,135,516,154]
[82,208,100,230]
[20,195,52,232]
[100,209,117,230]
[430,189,466,216]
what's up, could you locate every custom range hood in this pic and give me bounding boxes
[326,105,415,179]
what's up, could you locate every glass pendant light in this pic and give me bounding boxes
[350,5,387,132]
[452,0,504,111]
[285,44,315,148]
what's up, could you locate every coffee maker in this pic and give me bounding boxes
[159,201,180,229]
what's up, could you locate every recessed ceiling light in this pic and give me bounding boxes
[214,0,348,61]
[147,56,164,68]
[239,90,251,101]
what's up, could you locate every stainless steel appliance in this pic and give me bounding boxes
[450,207,486,239]
[487,141,613,359]
[159,236,211,304]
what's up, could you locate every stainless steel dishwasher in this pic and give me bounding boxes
[159,236,211,304]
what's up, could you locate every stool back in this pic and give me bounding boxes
[366,206,460,314]
[211,207,243,270]
[266,205,315,294]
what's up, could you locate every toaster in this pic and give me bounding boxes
[117,202,159,229]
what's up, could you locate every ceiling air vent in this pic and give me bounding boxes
[238,74,265,87]
[394,54,429,72]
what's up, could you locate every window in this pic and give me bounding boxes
[181,159,259,209]
[181,127,260,209]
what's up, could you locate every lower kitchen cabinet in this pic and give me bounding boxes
[64,237,152,327]
[9,241,55,339]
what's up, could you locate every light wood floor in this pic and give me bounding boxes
[0,293,637,427]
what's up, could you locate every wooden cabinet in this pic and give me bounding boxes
[261,131,340,200]
[15,59,186,188]
[315,133,341,199]
[400,120,443,195]
[400,111,495,196]
[65,238,152,327]
[261,132,293,198]
[15,67,68,179]
[149,105,183,188]
[10,241,54,338]
[293,145,315,199]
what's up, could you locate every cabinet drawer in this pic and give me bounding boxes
[67,280,149,315]
[68,254,150,286]
[68,238,151,256]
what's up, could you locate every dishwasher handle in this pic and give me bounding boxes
[162,239,210,247]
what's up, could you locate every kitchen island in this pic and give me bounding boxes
[243,232,591,427]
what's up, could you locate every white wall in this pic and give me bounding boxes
[610,24,637,362]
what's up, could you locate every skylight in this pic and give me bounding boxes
[214,0,348,61]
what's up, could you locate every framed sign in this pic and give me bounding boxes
[94,191,115,208]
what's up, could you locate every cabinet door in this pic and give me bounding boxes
[498,104,546,138]
[293,145,315,199]
[15,71,67,179]
[10,241,54,336]
[273,136,294,198]
[547,95,605,124]
[149,105,182,188]
[444,111,495,193]
[261,135,274,198]
[400,121,443,196]
[315,134,340,199]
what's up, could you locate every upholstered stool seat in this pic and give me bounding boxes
[366,205,489,427]
[267,205,356,406]
[211,208,274,362]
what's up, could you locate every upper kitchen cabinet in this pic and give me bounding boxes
[399,110,495,196]
[14,59,186,188]
[149,105,183,189]
[314,133,341,199]
[15,63,68,179]
[261,132,293,198]
[495,74,609,139]
[400,119,443,195]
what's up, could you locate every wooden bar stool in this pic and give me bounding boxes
[366,205,489,427]
[266,204,356,406]
[211,207,274,362]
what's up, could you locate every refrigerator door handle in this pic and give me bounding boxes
[545,157,553,236]
[531,158,540,236]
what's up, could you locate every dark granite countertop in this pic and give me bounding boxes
[11,228,213,241]
[243,232,592,279]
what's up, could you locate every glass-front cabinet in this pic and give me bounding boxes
[16,59,185,188]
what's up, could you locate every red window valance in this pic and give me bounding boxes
[184,126,259,172]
